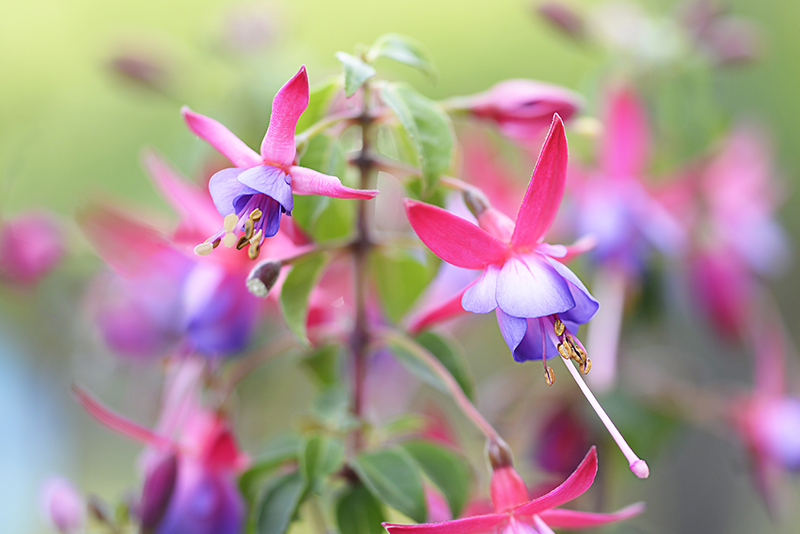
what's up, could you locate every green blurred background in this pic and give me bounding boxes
[2,0,799,533]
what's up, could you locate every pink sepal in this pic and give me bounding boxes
[561,235,597,264]
[181,107,261,168]
[261,66,309,167]
[290,166,379,199]
[490,466,530,512]
[407,282,472,334]
[383,513,506,534]
[512,446,597,516]
[538,502,646,528]
[511,115,568,249]
[72,384,180,451]
[600,87,650,179]
[405,200,508,270]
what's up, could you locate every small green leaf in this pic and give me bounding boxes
[336,52,376,98]
[370,248,438,323]
[369,33,437,80]
[351,447,427,523]
[301,344,341,387]
[310,386,355,429]
[296,76,342,134]
[239,434,302,503]
[256,471,308,534]
[279,253,328,345]
[381,83,453,194]
[336,484,386,534]
[401,440,472,518]
[300,434,345,491]
[388,339,448,395]
[415,332,475,401]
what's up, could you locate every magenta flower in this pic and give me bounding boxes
[406,116,598,367]
[183,66,378,259]
[0,211,64,285]
[40,477,84,534]
[74,359,247,534]
[447,80,583,142]
[384,447,644,534]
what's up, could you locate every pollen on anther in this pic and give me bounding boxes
[236,236,249,250]
[544,366,555,386]
[248,243,261,260]
[244,218,254,239]
[554,318,565,336]
[223,214,239,233]
[223,232,238,248]
[250,229,263,245]
[580,358,592,374]
[250,208,263,221]
[194,242,213,256]
[558,343,571,360]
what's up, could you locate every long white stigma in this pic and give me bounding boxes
[558,355,650,479]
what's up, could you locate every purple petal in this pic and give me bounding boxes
[209,168,247,216]
[236,165,293,211]
[496,309,527,353]
[513,318,558,362]
[462,265,500,313]
[544,257,599,325]
[496,255,574,319]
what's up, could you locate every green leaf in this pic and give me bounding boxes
[299,434,345,491]
[239,434,302,504]
[336,484,386,534]
[369,33,437,80]
[309,386,355,429]
[351,447,427,523]
[256,471,308,534]
[279,253,328,345]
[336,52,376,98]
[296,76,342,134]
[388,338,449,395]
[381,83,453,194]
[301,344,341,387]
[415,332,475,401]
[370,248,438,323]
[401,440,472,518]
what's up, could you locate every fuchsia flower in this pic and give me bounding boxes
[0,211,64,285]
[183,66,378,259]
[384,447,644,534]
[407,116,597,368]
[447,80,583,141]
[73,359,247,534]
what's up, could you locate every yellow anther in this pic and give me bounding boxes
[557,343,571,360]
[223,214,239,233]
[248,243,262,260]
[194,242,213,256]
[236,236,249,250]
[580,358,592,375]
[211,237,222,249]
[250,229,263,245]
[223,232,237,248]
[575,345,588,364]
[244,219,254,240]
[544,366,555,386]
[554,317,565,336]
[249,208,262,222]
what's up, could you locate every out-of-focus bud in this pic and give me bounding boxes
[536,1,586,40]
[41,477,85,534]
[702,17,761,66]
[139,452,179,531]
[108,49,171,94]
[678,0,727,39]
[0,211,64,285]
[447,80,583,142]
[246,259,282,297]
[533,405,591,477]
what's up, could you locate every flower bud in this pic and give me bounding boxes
[108,50,171,93]
[0,211,64,285]
[41,477,84,534]
[536,1,586,40]
[139,452,179,531]
[246,259,282,297]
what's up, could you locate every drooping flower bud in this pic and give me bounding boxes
[41,477,85,534]
[246,259,283,297]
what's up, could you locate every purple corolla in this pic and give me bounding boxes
[183,66,378,259]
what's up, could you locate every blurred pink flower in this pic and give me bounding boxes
[40,477,84,534]
[384,447,644,534]
[0,211,64,285]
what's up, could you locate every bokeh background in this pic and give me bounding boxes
[2,0,799,533]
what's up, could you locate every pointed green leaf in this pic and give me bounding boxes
[381,83,453,194]
[351,447,427,523]
[415,332,475,401]
[336,52,376,98]
[401,440,472,518]
[279,253,328,345]
[336,484,386,534]
[300,434,345,491]
[370,248,438,323]
[296,76,342,134]
[388,339,448,395]
[256,471,308,534]
[309,386,356,430]
[369,33,437,80]
[239,434,302,503]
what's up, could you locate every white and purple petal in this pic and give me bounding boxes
[236,165,293,212]
[209,168,248,216]
[462,265,501,314]
[544,257,599,325]
[495,309,528,355]
[496,255,574,319]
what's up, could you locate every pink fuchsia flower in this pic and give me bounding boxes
[0,211,64,285]
[40,477,85,534]
[73,358,247,534]
[183,66,378,259]
[445,80,583,142]
[384,447,644,534]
